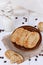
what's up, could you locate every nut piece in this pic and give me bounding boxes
[5,50,24,64]
[38,22,43,32]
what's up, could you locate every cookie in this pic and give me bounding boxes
[5,50,23,64]
[10,27,40,48]
[38,22,43,32]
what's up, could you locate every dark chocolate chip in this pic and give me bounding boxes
[29,58,31,61]
[0,48,1,50]
[23,17,27,22]
[35,18,38,20]
[41,54,43,56]
[39,54,42,56]
[22,22,24,24]
[36,56,38,58]
[4,61,7,63]
[0,57,2,58]
[39,54,43,56]
[0,30,1,32]
[0,57,4,59]
[35,59,37,61]
[1,57,4,59]
[0,29,4,32]
[34,26,37,27]
[25,18,27,22]
[2,30,4,31]
[15,17,18,19]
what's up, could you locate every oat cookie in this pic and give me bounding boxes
[38,22,43,32]
[5,50,23,64]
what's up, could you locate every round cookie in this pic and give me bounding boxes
[38,22,43,32]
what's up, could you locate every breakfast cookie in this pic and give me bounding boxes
[38,22,43,32]
[5,50,23,64]
[10,27,40,49]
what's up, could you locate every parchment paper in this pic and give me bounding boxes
[2,34,43,61]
